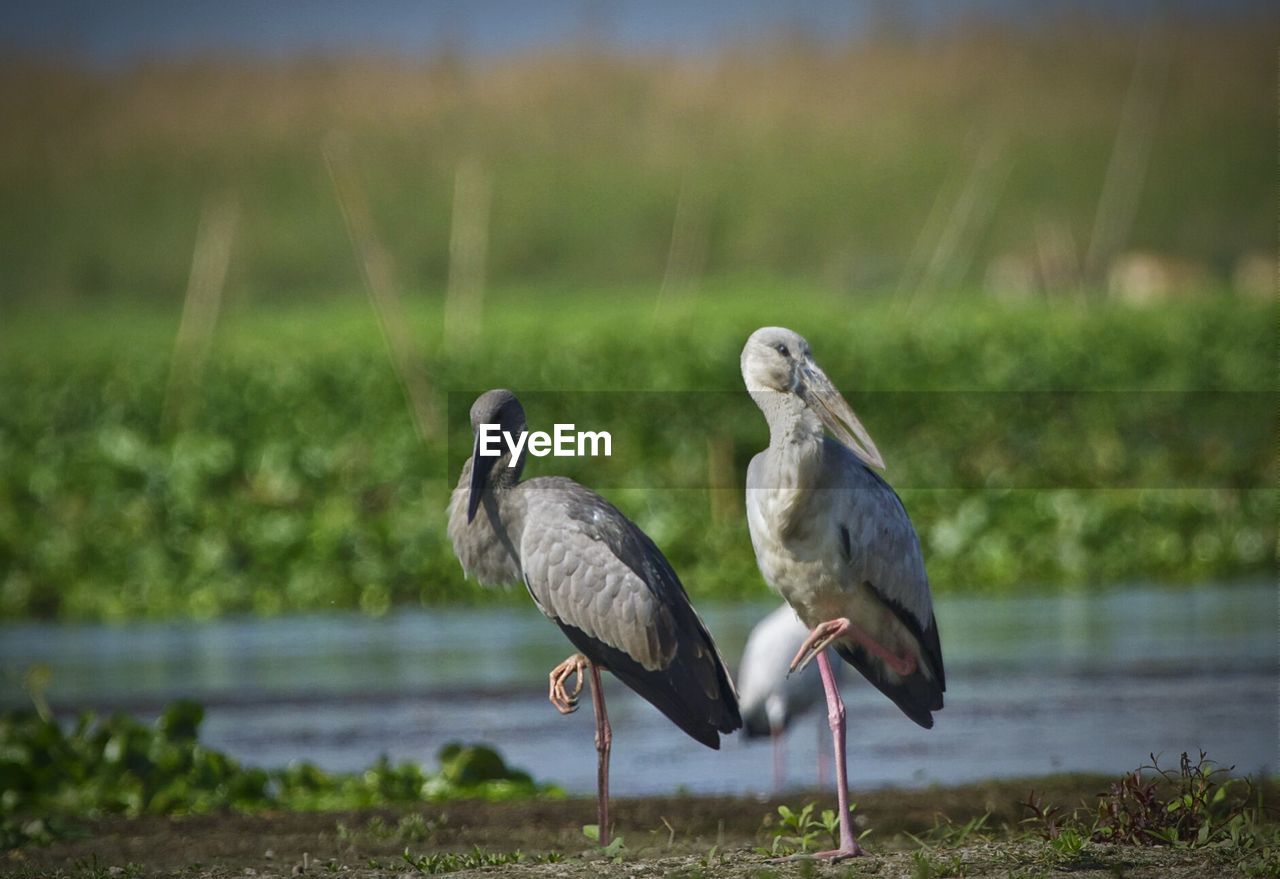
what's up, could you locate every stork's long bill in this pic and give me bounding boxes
[797,362,886,471]
[466,434,498,522]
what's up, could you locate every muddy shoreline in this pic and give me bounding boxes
[7,775,1275,878]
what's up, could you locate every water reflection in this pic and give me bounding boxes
[1,583,1274,795]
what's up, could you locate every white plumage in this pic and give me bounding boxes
[737,602,834,738]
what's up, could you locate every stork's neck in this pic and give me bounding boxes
[752,390,826,489]
[467,448,524,518]
[451,454,528,581]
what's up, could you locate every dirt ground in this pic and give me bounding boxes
[5,776,1274,878]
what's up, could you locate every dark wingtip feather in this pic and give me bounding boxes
[834,643,943,730]
[556,621,738,750]
[546,488,742,748]
[863,580,946,693]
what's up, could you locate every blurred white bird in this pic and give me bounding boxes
[737,602,842,789]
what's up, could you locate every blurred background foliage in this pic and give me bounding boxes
[0,293,1272,621]
[0,15,1275,300]
[0,8,1274,621]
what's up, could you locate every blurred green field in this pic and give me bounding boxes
[0,289,1272,621]
[1,14,1275,621]
[0,15,1274,301]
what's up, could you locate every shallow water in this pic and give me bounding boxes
[1,583,1274,795]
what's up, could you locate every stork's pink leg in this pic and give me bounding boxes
[774,648,866,862]
[771,724,784,791]
[814,650,865,858]
[817,717,831,788]
[587,662,612,847]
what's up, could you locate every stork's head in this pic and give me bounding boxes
[740,327,885,470]
[466,389,527,522]
[469,388,525,434]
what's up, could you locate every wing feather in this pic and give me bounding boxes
[519,478,741,747]
[822,440,946,725]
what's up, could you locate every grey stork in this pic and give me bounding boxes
[740,328,945,859]
[448,389,741,845]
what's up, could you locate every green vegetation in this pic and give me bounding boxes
[911,849,971,879]
[401,846,564,875]
[0,699,559,849]
[582,824,628,860]
[760,802,865,856]
[897,753,1280,876]
[758,754,1280,874]
[4,747,1277,874]
[1,14,1274,624]
[0,17,1274,301]
[0,292,1272,620]
[1023,751,1267,850]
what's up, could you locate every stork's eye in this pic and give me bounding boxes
[774,343,790,358]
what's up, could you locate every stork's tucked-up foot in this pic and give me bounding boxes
[788,619,850,675]
[548,653,589,714]
[789,618,918,678]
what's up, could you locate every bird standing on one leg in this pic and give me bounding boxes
[739,328,945,860]
[448,390,741,845]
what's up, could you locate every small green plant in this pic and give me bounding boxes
[1092,751,1250,847]
[1239,835,1280,879]
[1020,790,1066,840]
[395,812,434,842]
[760,802,866,856]
[1022,751,1265,856]
[771,803,819,855]
[1048,826,1085,858]
[909,812,992,848]
[582,824,626,859]
[400,845,550,875]
[942,812,991,846]
[912,850,968,879]
[340,812,439,844]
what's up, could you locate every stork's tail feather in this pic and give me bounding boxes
[557,622,741,749]
[834,643,944,729]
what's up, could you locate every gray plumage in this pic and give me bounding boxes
[741,328,945,729]
[448,389,741,748]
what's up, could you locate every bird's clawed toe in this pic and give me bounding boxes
[787,618,851,675]
[548,653,589,714]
